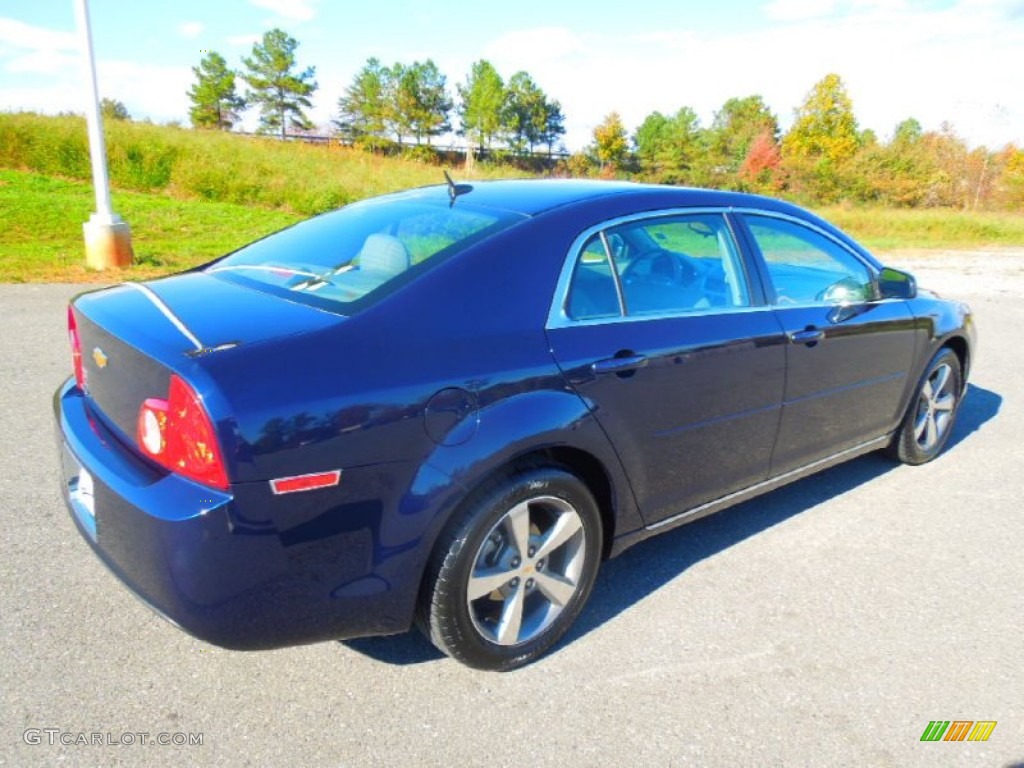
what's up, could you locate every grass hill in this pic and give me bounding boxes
[0,112,522,216]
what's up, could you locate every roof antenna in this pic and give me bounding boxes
[443,170,473,207]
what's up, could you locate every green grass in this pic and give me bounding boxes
[816,205,1024,250]
[2,164,1022,283]
[0,169,300,282]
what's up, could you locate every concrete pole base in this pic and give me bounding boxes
[83,217,134,270]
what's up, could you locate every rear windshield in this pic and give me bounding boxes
[207,196,524,313]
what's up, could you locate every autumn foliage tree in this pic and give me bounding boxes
[740,130,783,192]
[593,111,629,170]
[781,73,860,201]
[994,144,1024,210]
[709,95,779,178]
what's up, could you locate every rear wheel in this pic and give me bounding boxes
[418,467,603,671]
[889,347,962,465]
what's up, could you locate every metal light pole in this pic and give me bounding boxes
[73,0,133,269]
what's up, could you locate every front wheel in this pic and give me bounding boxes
[888,347,963,465]
[418,467,603,671]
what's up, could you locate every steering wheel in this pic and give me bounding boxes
[622,248,698,286]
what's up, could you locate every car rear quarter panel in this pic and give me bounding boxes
[183,212,648,635]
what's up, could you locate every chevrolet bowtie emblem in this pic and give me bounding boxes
[92,347,108,369]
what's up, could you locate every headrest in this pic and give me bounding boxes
[359,234,410,276]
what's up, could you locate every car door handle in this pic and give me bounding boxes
[787,328,824,345]
[591,354,649,375]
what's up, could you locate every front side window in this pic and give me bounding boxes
[564,213,750,320]
[743,215,874,305]
[209,198,524,313]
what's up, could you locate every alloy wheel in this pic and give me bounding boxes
[466,495,587,647]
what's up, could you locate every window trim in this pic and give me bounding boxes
[598,230,629,316]
[546,208,761,330]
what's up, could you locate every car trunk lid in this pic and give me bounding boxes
[71,272,343,446]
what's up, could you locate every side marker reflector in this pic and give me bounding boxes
[270,470,342,495]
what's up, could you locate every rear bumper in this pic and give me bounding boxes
[54,379,417,649]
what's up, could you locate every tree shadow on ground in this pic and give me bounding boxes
[341,383,1001,666]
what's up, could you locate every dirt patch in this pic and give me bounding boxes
[876,247,1024,298]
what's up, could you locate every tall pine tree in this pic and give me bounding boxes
[241,29,318,138]
[458,60,505,152]
[187,51,245,130]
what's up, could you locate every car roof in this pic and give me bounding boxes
[374,179,880,268]
[391,178,802,218]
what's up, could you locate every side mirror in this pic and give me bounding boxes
[877,267,917,300]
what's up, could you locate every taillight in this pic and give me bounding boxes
[68,306,85,390]
[136,374,229,490]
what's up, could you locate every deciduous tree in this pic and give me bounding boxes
[783,73,859,162]
[100,98,129,121]
[994,144,1024,210]
[593,111,628,169]
[782,73,860,201]
[708,95,779,176]
[739,130,783,192]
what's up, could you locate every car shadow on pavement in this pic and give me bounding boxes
[945,383,1001,451]
[341,383,1000,667]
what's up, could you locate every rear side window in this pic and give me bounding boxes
[565,213,751,320]
[567,235,622,320]
[208,198,524,313]
[743,215,874,305]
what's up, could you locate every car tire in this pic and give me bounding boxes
[417,466,603,671]
[888,347,963,465]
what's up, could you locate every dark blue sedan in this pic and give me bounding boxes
[55,179,975,670]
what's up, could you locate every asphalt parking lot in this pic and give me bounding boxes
[2,250,1022,767]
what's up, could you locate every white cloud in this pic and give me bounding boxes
[97,60,193,123]
[5,47,78,75]
[178,21,204,39]
[249,0,320,22]
[226,34,262,47]
[764,0,837,21]
[484,27,587,64]
[0,58,193,124]
[0,17,78,75]
[0,16,192,125]
[0,17,76,51]
[0,83,80,115]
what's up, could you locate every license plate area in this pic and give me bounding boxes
[62,443,97,541]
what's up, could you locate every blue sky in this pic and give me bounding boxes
[1,0,1021,151]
